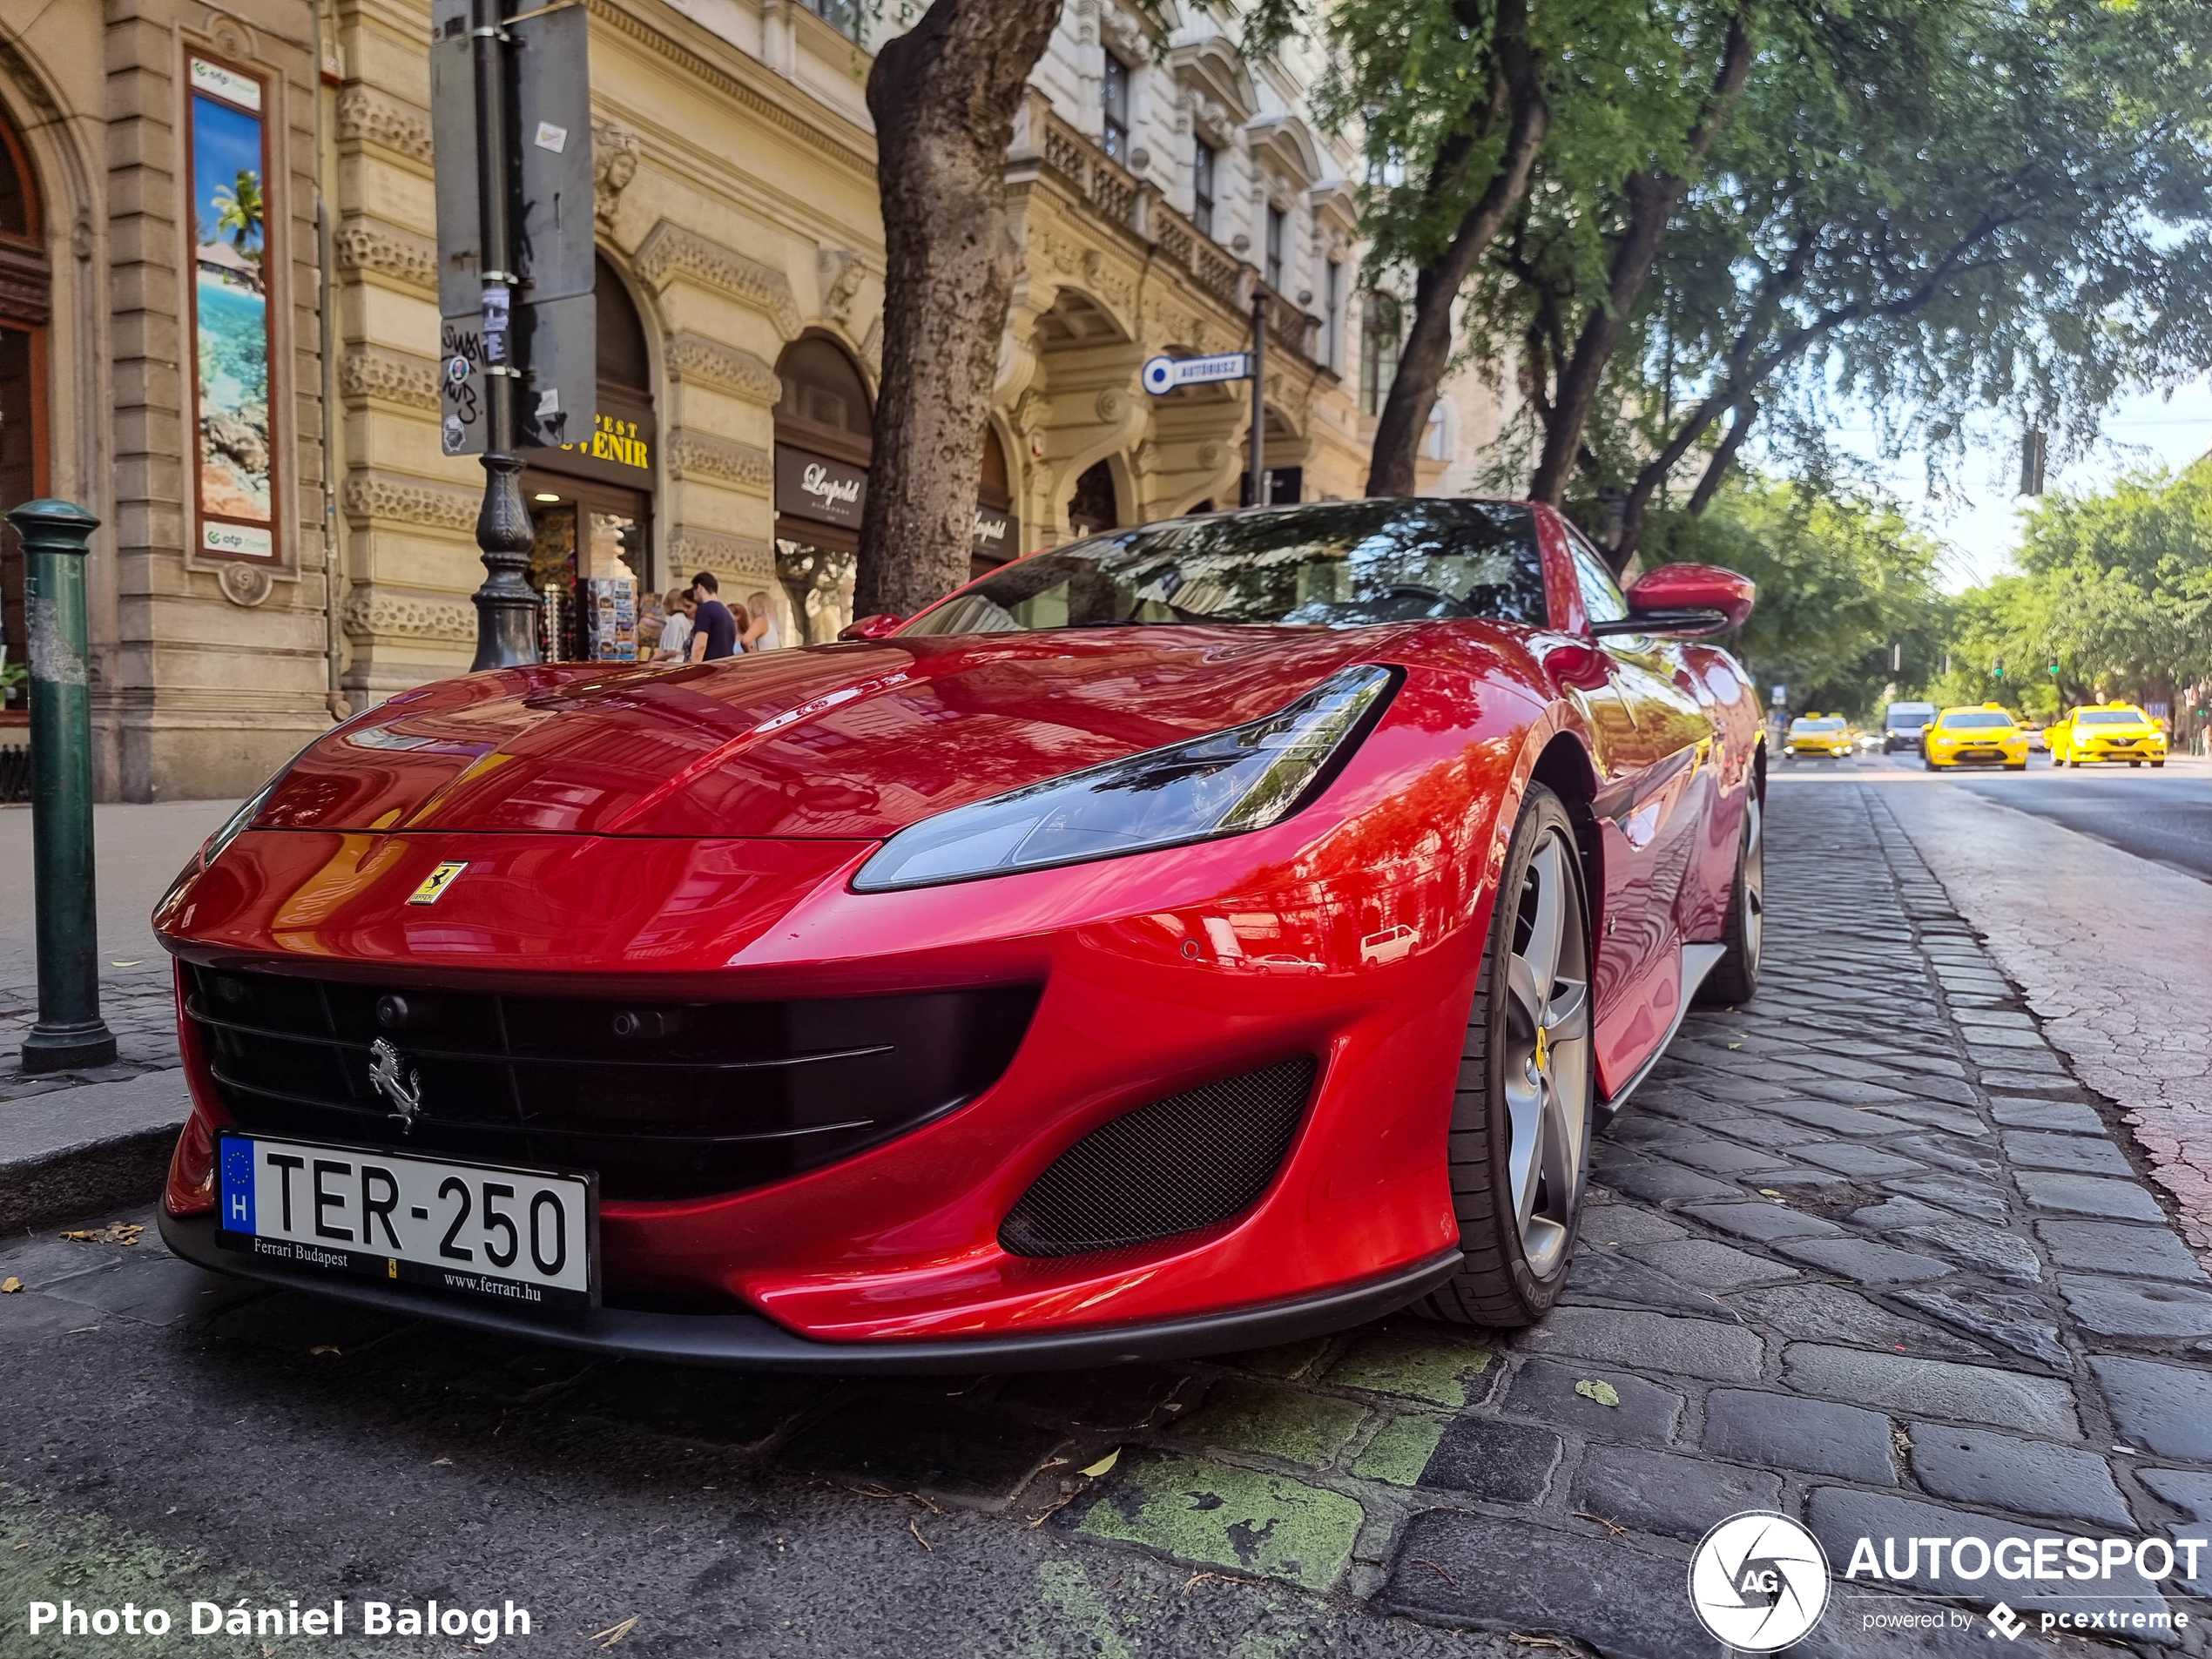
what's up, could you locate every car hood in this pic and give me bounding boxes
[256,628,1442,840]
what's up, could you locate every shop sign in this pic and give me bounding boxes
[972,504,1018,562]
[557,412,651,475]
[776,445,867,529]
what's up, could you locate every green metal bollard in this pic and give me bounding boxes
[10,498,117,1073]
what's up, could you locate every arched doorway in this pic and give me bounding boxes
[522,254,657,661]
[1067,459,1118,537]
[773,333,873,643]
[0,104,48,718]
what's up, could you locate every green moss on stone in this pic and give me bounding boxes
[1174,1379,1366,1466]
[1076,1454,1365,1593]
[1324,1329,1493,1406]
[1349,1414,1447,1486]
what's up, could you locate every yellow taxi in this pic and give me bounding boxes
[1924,704,2030,771]
[2047,703,2167,769]
[1785,713,1855,758]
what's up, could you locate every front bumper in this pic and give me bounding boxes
[159,1207,1460,1372]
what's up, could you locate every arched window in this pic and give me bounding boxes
[1359,293,1400,417]
[776,336,873,442]
[595,252,650,397]
[0,104,48,715]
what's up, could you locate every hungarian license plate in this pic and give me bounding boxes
[216,1133,597,1314]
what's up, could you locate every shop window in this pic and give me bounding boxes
[973,424,1020,580]
[1102,52,1130,164]
[1360,292,1400,416]
[1192,138,1216,237]
[775,334,874,644]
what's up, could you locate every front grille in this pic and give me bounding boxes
[185,964,1039,1201]
[998,1057,1317,1258]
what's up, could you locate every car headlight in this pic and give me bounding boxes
[853,665,1398,893]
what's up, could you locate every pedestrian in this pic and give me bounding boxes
[657,587,695,661]
[688,571,738,662]
[744,592,781,652]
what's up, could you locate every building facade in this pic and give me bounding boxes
[1,0,337,799]
[1,0,1474,796]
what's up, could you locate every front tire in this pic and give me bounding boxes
[2006,762,2027,772]
[1699,790,1764,1006]
[1414,783,1594,1328]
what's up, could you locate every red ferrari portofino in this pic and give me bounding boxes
[154,499,1763,1369]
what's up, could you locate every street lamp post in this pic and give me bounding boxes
[10,498,118,1074]
[466,0,541,671]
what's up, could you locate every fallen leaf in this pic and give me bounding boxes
[310,1345,341,1356]
[0,1278,22,1294]
[587,1616,637,1649]
[1757,1189,1784,1198]
[1573,1379,1621,1408]
[430,1457,454,1467]
[58,1224,143,1246]
[111,960,143,968]
[1077,1448,1120,1479]
[1726,1042,1743,1050]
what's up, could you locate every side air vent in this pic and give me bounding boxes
[999,1057,1318,1258]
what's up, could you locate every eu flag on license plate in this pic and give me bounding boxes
[219,1136,255,1233]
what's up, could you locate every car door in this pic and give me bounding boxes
[1558,526,1713,1095]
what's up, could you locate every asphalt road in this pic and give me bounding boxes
[1780,748,2212,881]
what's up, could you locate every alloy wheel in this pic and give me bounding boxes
[1742,793,1764,972]
[1501,832,1592,1278]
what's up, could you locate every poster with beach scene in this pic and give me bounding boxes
[189,57,275,558]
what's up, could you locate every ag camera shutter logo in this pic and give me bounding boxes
[1688,1511,1831,1650]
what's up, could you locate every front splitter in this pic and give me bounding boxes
[159,1208,1463,1373]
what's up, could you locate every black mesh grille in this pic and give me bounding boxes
[998,1057,1317,1258]
[184,964,1038,1202]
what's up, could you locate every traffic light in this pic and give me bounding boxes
[1993,657,2005,679]
[2047,659,2060,678]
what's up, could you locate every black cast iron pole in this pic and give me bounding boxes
[10,498,118,1074]
[467,0,541,671]
[1249,287,1268,508]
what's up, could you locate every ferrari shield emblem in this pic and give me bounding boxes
[407,860,469,905]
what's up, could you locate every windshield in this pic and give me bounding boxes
[900,501,1547,637]
[1939,711,2013,730]
[1792,718,1845,732]
[1885,707,1934,728]
[2078,709,2148,726]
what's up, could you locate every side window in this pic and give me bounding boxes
[1563,524,1629,626]
[1449,502,1549,626]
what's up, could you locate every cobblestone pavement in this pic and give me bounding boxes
[2,778,2208,1659]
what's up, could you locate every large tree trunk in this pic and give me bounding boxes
[1366,0,1547,497]
[1527,13,1754,514]
[856,0,1062,620]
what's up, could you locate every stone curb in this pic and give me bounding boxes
[0,1069,189,1235]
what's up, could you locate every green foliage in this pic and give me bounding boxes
[1642,476,1948,719]
[1930,462,2212,715]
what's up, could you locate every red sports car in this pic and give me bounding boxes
[154,499,1763,1369]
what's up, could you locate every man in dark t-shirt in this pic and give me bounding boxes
[688,571,738,661]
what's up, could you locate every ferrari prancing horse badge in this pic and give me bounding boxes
[407,860,469,905]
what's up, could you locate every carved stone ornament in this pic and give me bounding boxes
[593,122,641,232]
[341,587,477,643]
[205,12,254,59]
[1197,440,1225,470]
[860,317,883,373]
[215,560,275,607]
[334,219,438,295]
[668,429,773,490]
[1098,4,1146,59]
[1012,388,1050,437]
[341,471,480,533]
[635,221,801,338]
[664,334,780,404]
[1095,387,1131,425]
[669,528,776,584]
[339,347,441,411]
[816,248,867,324]
[337,86,434,165]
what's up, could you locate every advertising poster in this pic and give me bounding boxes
[187,57,275,561]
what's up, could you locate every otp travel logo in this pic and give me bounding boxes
[1688,1512,1832,1650]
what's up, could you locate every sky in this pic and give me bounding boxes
[191,94,263,253]
[1825,377,2212,594]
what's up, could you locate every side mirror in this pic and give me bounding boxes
[1592,563,1756,639]
[839,613,905,642]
